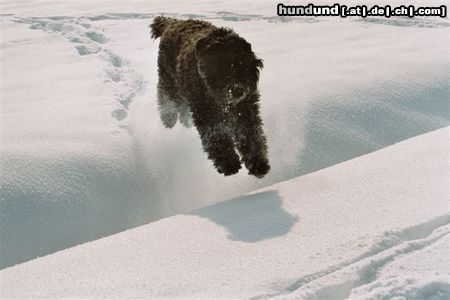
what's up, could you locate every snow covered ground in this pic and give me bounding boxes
[2,127,449,299]
[1,0,449,297]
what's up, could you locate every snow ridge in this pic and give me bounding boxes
[356,16,450,28]
[11,11,450,27]
[255,215,450,299]
[62,12,320,24]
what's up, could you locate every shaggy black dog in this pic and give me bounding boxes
[150,16,270,178]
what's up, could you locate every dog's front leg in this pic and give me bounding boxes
[192,106,242,176]
[234,95,270,178]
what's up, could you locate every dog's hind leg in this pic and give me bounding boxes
[157,82,178,128]
[156,57,182,128]
[156,36,182,128]
[178,103,193,128]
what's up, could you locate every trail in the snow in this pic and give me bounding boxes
[12,15,145,125]
[253,215,450,299]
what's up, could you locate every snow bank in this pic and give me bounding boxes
[1,1,449,269]
[1,17,158,269]
[1,127,448,299]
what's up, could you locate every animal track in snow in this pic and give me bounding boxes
[74,44,98,56]
[12,16,145,126]
[253,215,450,299]
[85,30,109,44]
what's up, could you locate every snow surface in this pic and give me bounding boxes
[1,127,449,299]
[1,0,449,288]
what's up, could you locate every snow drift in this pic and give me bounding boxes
[1,127,449,299]
[1,0,449,270]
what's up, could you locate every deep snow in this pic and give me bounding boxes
[1,0,449,281]
[1,127,449,299]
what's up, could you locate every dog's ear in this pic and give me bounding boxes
[241,40,252,52]
[195,37,210,58]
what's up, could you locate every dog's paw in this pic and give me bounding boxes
[160,111,178,128]
[179,113,193,128]
[246,157,270,178]
[215,153,242,176]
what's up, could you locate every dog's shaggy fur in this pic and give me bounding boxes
[150,16,270,178]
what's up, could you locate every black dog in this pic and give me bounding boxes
[150,16,270,178]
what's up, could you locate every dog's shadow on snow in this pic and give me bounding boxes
[190,190,298,242]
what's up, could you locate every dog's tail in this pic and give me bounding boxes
[150,16,174,39]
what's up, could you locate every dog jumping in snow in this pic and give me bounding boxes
[150,16,270,178]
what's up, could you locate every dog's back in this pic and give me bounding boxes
[150,16,212,46]
[150,16,171,39]
[150,17,215,101]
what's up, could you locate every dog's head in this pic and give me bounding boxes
[195,29,263,105]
